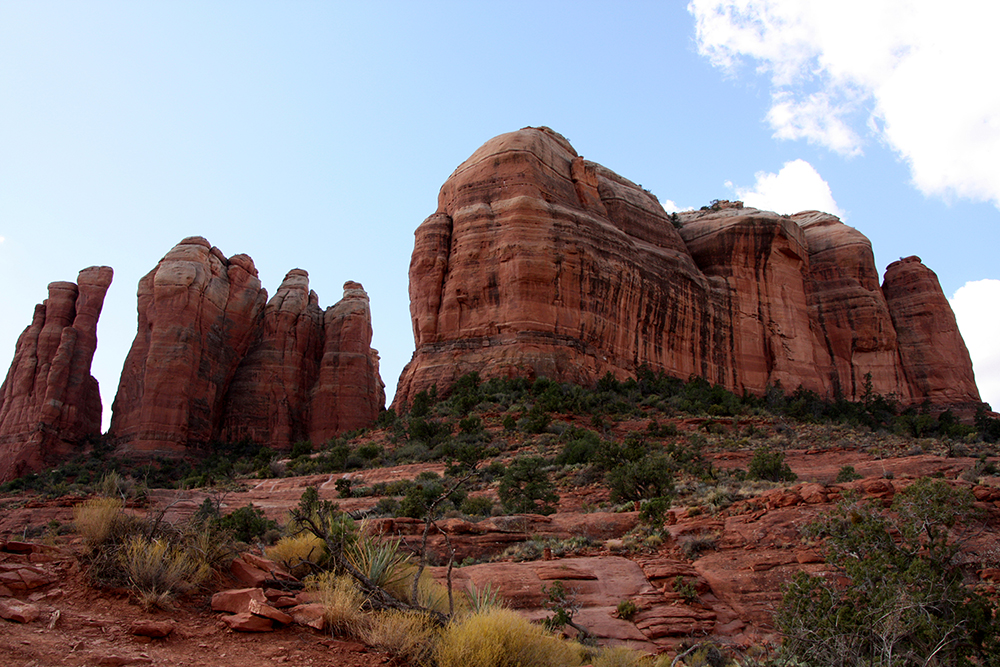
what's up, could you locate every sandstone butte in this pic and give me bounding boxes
[393,126,980,412]
[0,267,114,481]
[108,236,385,458]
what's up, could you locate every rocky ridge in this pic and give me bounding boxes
[395,126,980,413]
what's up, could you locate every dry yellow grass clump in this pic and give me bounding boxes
[266,533,326,577]
[309,572,368,638]
[119,535,211,609]
[362,610,439,666]
[435,607,583,667]
[73,496,125,547]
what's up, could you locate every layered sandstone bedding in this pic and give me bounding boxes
[395,126,978,413]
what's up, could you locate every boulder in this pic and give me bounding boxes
[289,603,326,630]
[0,267,113,481]
[128,620,175,638]
[247,597,294,625]
[221,612,274,632]
[0,597,40,623]
[211,587,268,614]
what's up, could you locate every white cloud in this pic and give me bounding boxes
[727,159,844,218]
[0,236,5,243]
[950,279,1000,411]
[660,199,694,213]
[689,0,1000,208]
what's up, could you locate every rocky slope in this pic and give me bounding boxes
[2,426,997,660]
[394,127,980,412]
[109,237,384,457]
[0,267,113,481]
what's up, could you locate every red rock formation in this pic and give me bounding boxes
[309,281,385,443]
[397,127,733,405]
[394,126,980,409]
[219,269,324,449]
[883,256,980,407]
[795,211,913,402]
[110,237,267,456]
[219,277,384,448]
[111,238,384,456]
[0,267,113,481]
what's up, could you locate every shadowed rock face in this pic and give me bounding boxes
[110,238,383,457]
[0,266,113,481]
[219,277,385,449]
[394,126,980,410]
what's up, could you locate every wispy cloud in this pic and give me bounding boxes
[689,0,1000,208]
[727,159,845,218]
[950,279,1000,410]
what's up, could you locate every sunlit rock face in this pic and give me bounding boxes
[394,126,979,411]
[0,266,113,481]
[110,237,383,457]
[882,255,980,407]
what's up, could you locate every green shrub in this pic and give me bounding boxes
[606,455,675,503]
[459,415,483,434]
[616,598,638,621]
[290,440,312,459]
[835,465,862,483]
[498,457,558,515]
[777,479,999,666]
[214,503,277,543]
[520,406,552,434]
[460,496,494,517]
[673,576,698,603]
[639,497,671,526]
[747,446,796,482]
[554,429,601,466]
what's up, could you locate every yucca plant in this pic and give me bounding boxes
[465,581,505,613]
[345,532,411,596]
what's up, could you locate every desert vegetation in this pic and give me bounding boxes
[4,369,999,665]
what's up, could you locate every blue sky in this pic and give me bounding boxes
[2,1,998,429]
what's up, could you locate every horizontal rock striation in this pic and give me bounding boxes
[110,237,383,457]
[0,267,113,481]
[394,126,980,410]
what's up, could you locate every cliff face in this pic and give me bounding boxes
[0,267,113,481]
[394,126,980,410]
[218,277,385,449]
[883,256,980,405]
[110,238,383,457]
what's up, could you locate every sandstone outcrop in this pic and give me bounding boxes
[110,238,384,456]
[883,256,980,409]
[394,126,980,409]
[0,267,113,481]
[110,237,268,456]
